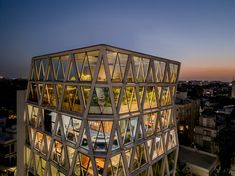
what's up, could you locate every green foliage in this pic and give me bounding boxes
[214,168,231,176]
[176,162,191,176]
[216,127,235,172]
[0,173,8,176]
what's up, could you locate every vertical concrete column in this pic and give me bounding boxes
[16,90,26,176]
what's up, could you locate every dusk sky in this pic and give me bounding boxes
[0,1,235,81]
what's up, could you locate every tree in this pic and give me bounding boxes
[216,108,235,174]
[176,161,191,176]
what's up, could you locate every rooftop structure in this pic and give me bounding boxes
[178,146,219,176]
[21,44,180,176]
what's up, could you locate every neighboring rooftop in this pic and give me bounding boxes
[201,109,216,117]
[175,97,193,105]
[178,146,218,170]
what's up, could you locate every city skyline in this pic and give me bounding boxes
[0,1,235,81]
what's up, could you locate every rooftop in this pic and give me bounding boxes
[32,44,180,65]
[178,146,218,170]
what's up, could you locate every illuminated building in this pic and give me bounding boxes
[21,44,180,176]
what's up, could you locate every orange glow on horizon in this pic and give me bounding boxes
[179,66,235,81]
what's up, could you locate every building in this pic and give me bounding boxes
[178,146,219,176]
[194,110,226,153]
[232,79,235,99]
[19,44,180,176]
[175,96,200,146]
[0,125,17,175]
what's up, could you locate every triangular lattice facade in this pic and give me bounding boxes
[24,44,180,176]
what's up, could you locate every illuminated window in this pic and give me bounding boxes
[133,56,149,82]
[89,87,112,114]
[42,84,57,108]
[62,85,81,113]
[107,51,128,82]
[88,121,113,151]
[51,140,65,166]
[143,113,157,136]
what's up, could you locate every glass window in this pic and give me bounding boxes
[35,154,46,176]
[51,55,69,81]
[46,135,51,152]
[95,157,105,175]
[27,105,38,127]
[80,154,94,175]
[30,64,37,81]
[133,56,149,82]
[152,136,164,159]
[126,63,134,82]
[143,113,157,136]
[107,51,128,82]
[80,128,89,150]
[51,57,60,80]
[161,109,172,129]
[88,121,113,151]
[68,59,78,81]
[24,147,31,167]
[125,149,132,167]
[81,86,91,107]
[35,59,48,81]
[47,61,54,81]
[61,115,81,143]
[67,146,75,166]
[77,51,99,81]
[42,84,57,108]
[112,130,120,151]
[34,132,46,154]
[131,143,148,172]
[168,151,177,171]
[119,117,138,145]
[112,87,121,106]
[169,64,178,83]
[51,164,65,176]
[43,110,57,134]
[51,140,65,166]
[97,59,107,81]
[60,55,70,81]
[143,86,157,109]
[28,83,38,103]
[161,86,171,106]
[152,158,164,176]
[154,61,166,83]
[30,127,35,143]
[167,130,177,150]
[107,154,125,176]
[120,87,138,113]
[62,85,81,113]
[89,87,112,114]
[146,139,152,155]
[75,52,85,79]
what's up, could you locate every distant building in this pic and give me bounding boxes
[178,146,219,176]
[0,125,17,174]
[176,91,188,100]
[175,97,200,145]
[203,89,214,97]
[232,79,235,99]
[17,44,181,176]
[194,110,226,153]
